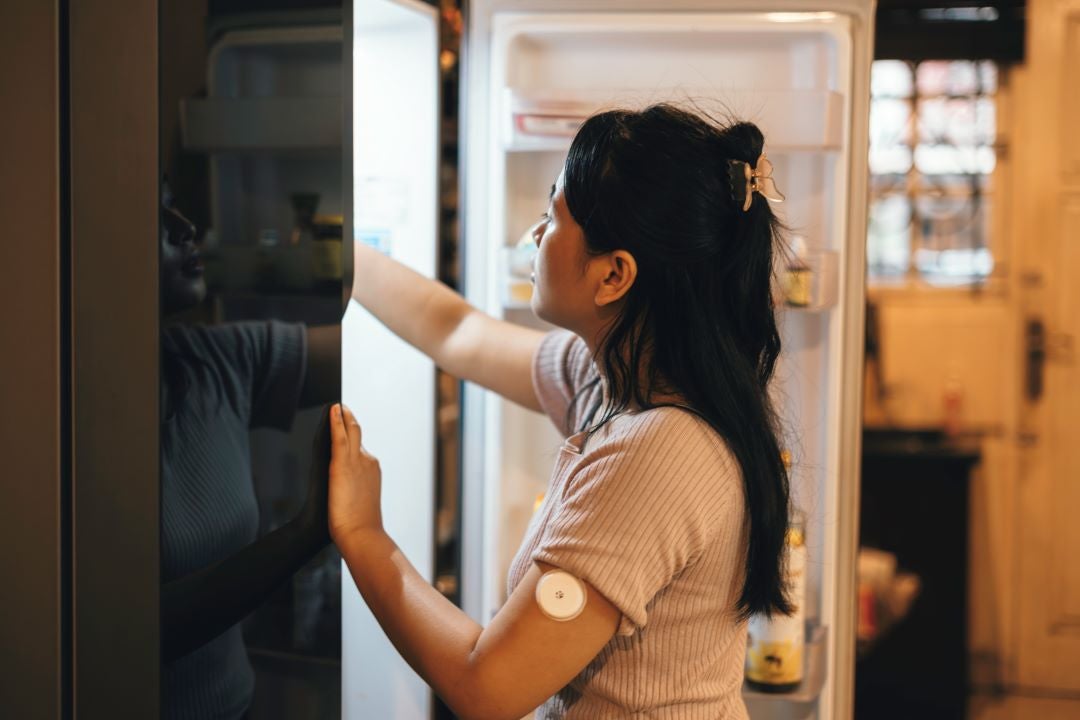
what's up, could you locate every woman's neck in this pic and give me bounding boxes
[586,333,686,413]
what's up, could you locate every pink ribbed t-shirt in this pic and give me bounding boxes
[507,331,751,719]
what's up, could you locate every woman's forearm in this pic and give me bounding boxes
[349,243,545,411]
[351,242,475,374]
[337,528,493,719]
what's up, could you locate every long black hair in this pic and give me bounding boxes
[563,104,792,618]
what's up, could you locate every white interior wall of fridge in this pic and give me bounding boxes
[343,1,439,718]
[472,10,856,719]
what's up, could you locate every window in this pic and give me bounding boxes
[867,60,999,286]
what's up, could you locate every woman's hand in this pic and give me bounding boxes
[328,403,384,545]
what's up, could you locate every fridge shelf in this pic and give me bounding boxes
[181,97,343,152]
[504,88,845,152]
[501,243,538,309]
[502,280,533,309]
[742,623,828,705]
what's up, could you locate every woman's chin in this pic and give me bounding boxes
[186,277,208,306]
[164,277,207,315]
[531,299,572,333]
[530,294,546,321]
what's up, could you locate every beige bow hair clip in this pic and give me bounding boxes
[728,153,785,212]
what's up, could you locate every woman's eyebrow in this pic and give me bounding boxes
[549,184,556,202]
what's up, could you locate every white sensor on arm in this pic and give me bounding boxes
[535,569,587,621]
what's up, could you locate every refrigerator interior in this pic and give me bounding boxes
[466,10,859,720]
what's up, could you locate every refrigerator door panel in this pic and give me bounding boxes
[343,0,440,718]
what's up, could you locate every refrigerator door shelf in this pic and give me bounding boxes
[181,97,343,152]
[500,242,537,309]
[504,88,845,152]
[778,249,841,313]
[502,277,535,309]
[743,623,829,707]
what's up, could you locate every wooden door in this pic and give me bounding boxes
[1013,0,1080,692]
[0,2,64,717]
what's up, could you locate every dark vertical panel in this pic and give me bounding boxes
[69,0,160,716]
[874,0,1025,62]
[0,2,63,718]
[343,0,354,310]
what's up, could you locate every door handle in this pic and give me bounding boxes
[1025,318,1046,403]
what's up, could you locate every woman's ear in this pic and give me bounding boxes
[594,250,637,307]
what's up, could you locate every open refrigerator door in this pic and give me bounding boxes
[460,3,873,719]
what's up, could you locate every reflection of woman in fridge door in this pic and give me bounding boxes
[158,182,341,720]
[332,105,791,719]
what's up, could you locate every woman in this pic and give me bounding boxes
[159,182,340,719]
[330,105,792,719]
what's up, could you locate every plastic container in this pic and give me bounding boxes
[501,226,539,308]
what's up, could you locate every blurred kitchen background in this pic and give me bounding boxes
[3,1,1080,719]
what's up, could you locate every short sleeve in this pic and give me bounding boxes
[196,320,308,431]
[533,410,740,636]
[531,330,601,437]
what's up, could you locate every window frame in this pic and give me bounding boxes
[866,59,1011,296]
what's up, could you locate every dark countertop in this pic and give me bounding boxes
[862,428,982,463]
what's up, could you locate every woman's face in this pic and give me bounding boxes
[529,172,597,333]
[160,186,206,315]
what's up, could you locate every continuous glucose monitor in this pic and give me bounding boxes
[535,569,587,621]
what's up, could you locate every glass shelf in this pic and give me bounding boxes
[503,88,846,153]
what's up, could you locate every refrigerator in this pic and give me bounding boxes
[0,0,871,717]
[344,1,873,720]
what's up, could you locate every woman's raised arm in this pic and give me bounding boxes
[351,242,544,412]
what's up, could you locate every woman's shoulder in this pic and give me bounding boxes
[562,406,744,544]
[533,330,602,435]
[535,330,597,387]
[611,403,727,445]
[588,405,741,485]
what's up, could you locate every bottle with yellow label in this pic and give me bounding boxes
[746,455,806,693]
[784,235,812,308]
